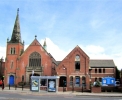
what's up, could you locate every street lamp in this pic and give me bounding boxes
[32,70,34,76]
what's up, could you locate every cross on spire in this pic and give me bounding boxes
[35,35,37,39]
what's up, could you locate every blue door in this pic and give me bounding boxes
[9,75,14,85]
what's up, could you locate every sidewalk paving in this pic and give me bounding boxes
[0,87,122,97]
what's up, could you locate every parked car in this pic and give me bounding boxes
[0,80,2,86]
[115,81,120,86]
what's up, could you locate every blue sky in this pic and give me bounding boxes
[0,0,122,70]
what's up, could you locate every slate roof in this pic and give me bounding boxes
[56,61,61,65]
[90,59,116,67]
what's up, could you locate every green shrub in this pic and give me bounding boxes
[94,80,101,87]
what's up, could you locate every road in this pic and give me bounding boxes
[0,92,122,100]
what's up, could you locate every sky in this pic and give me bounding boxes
[0,0,122,70]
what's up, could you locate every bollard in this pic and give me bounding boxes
[63,86,64,92]
[72,84,74,93]
[22,84,23,91]
[15,84,17,90]
[30,82,31,91]
[2,83,4,90]
[82,86,83,93]
[9,84,10,90]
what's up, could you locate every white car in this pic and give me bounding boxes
[115,81,120,86]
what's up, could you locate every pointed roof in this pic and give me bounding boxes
[56,45,89,66]
[9,8,22,43]
[90,59,116,67]
[30,36,41,46]
[20,36,56,63]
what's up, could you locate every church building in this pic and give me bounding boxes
[4,9,117,91]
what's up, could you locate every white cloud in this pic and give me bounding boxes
[40,38,69,61]
[83,45,105,54]
[24,45,29,51]
[80,45,122,70]
[80,45,111,59]
[0,46,6,61]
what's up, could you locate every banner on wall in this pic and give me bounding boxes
[31,79,39,91]
[48,79,56,92]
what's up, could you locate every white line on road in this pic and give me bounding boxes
[0,97,6,99]
[0,97,39,100]
[65,97,101,100]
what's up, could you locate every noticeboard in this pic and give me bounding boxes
[31,78,39,92]
[48,79,56,92]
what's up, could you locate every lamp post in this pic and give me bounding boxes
[89,67,92,92]
[32,70,34,76]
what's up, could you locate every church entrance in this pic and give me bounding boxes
[9,75,14,85]
[29,73,40,83]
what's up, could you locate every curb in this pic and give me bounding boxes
[0,89,122,97]
[76,94,122,97]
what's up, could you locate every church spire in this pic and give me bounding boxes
[10,8,22,43]
[43,38,47,51]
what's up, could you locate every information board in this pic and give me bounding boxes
[31,79,39,91]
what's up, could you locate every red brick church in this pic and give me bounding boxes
[3,9,117,91]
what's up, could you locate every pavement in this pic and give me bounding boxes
[0,87,122,97]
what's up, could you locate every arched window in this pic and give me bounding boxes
[75,76,80,87]
[13,48,15,54]
[95,78,97,81]
[75,55,80,70]
[103,68,105,73]
[10,48,13,54]
[10,47,15,54]
[95,68,97,73]
[99,78,102,82]
[29,52,41,69]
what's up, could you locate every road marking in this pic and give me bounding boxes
[65,97,101,100]
[0,97,39,100]
[0,97,6,99]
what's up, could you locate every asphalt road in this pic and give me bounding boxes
[0,92,122,100]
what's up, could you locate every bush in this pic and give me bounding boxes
[94,80,101,87]
[18,82,26,86]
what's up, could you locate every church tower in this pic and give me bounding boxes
[5,8,24,85]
